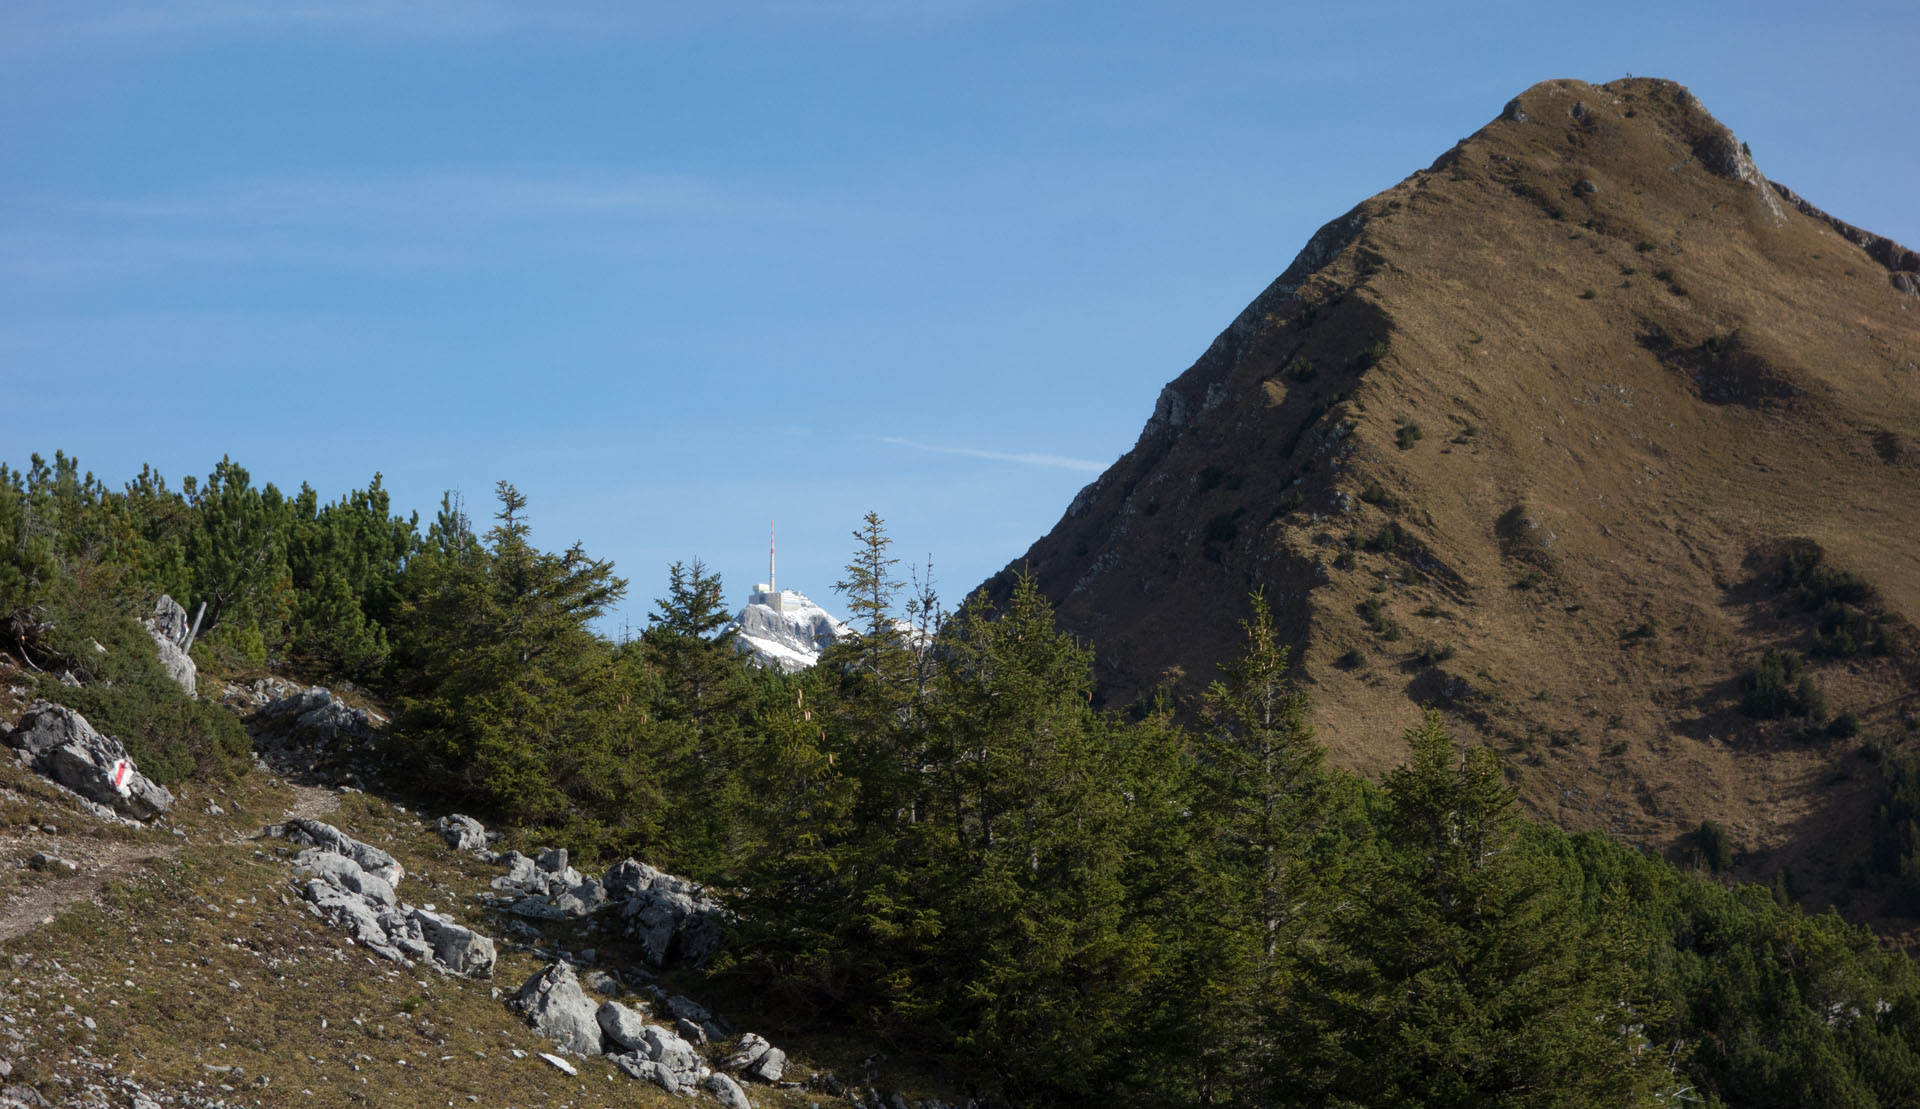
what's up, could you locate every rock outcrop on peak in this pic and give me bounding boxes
[988,76,1920,908]
[723,588,849,672]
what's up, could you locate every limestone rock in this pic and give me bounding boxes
[490,846,608,919]
[607,860,726,967]
[276,817,403,885]
[292,848,397,907]
[723,1033,787,1083]
[508,962,603,1056]
[142,594,198,696]
[434,813,488,852]
[411,908,496,978]
[596,1001,651,1053]
[704,1072,754,1109]
[642,1024,707,1088]
[5,701,173,820]
[609,1052,679,1094]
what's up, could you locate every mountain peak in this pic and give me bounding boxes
[992,77,1920,911]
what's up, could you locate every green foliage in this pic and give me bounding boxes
[1283,712,1655,1106]
[389,482,639,834]
[1358,480,1395,507]
[28,600,248,784]
[1365,520,1405,553]
[1394,419,1424,450]
[1696,818,1735,874]
[1358,596,1401,641]
[18,453,1920,1108]
[1350,338,1391,372]
[1741,648,1825,721]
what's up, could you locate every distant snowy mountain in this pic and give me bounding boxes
[724,586,850,673]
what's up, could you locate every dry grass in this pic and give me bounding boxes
[1000,77,1920,924]
[1,767,962,1106]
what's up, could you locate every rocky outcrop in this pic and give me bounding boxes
[723,589,849,672]
[489,849,724,964]
[507,962,603,1056]
[411,908,496,977]
[703,1072,753,1109]
[5,701,173,821]
[490,847,608,919]
[723,1032,788,1083]
[604,858,726,967]
[277,816,404,885]
[434,813,489,852]
[270,817,494,977]
[250,686,376,757]
[141,595,198,697]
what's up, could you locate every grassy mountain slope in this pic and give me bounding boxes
[992,77,1920,920]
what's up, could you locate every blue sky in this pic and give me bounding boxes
[4,0,1915,633]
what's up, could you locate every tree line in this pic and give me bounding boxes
[7,452,1920,1106]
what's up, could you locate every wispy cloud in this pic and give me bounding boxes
[876,436,1105,473]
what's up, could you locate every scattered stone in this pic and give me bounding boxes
[724,1033,788,1083]
[490,848,608,920]
[274,818,404,885]
[4,701,173,820]
[27,853,79,874]
[411,908,496,978]
[610,1052,680,1094]
[434,814,488,852]
[596,1001,650,1053]
[538,1052,577,1076]
[507,962,602,1056]
[581,969,623,995]
[704,1072,754,1109]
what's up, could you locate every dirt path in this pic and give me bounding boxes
[0,782,343,944]
[285,782,342,821]
[0,835,179,943]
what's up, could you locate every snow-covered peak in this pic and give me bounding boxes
[725,587,850,673]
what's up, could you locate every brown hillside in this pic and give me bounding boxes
[990,77,1920,925]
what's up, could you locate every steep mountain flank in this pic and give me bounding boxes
[992,78,1920,913]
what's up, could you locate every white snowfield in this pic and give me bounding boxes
[725,589,851,673]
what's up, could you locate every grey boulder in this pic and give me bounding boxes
[434,813,488,852]
[410,908,496,978]
[276,817,404,885]
[723,1033,788,1083]
[609,1052,681,1095]
[507,962,602,1056]
[704,1072,754,1109]
[609,861,726,967]
[596,1000,651,1053]
[292,848,397,906]
[142,594,198,696]
[5,701,173,820]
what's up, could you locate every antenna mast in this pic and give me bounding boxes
[769,520,776,593]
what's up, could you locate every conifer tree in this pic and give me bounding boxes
[1286,711,1650,1106]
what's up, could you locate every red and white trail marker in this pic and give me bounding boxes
[110,759,134,797]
